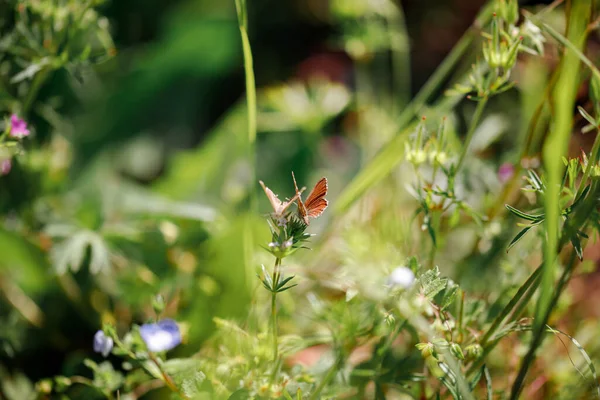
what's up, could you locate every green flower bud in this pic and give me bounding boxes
[465,343,483,360]
[152,294,165,315]
[416,342,435,358]
[450,342,465,360]
[496,0,519,26]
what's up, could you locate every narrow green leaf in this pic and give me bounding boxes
[505,204,545,222]
[578,106,597,125]
[483,365,492,400]
[507,226,534,251]
[570,235,583,260]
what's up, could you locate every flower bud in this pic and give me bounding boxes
[152,294,165,315]
[450,343,465,360]
[496,0,519,26]
[465,343,483,360]
[416,342,435,358]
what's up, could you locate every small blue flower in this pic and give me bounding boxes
[93,330,113,357]
[139,319,181,352]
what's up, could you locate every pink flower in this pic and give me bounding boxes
[1,159,11,176]
[9,114,30,138]
[498,162,514,183]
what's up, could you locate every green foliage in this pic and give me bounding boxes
[1,0,600,399]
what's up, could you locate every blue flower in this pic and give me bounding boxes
[93,330,113,357]
[139,319,181,352]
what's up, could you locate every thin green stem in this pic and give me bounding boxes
[234,0,257,308]
[479,267,542,349]
[509,252,578,399]
[456,97,488,172]
[309,353,343,400]
[148,353,189,400]
[535,0,589,336]
[271,257,282,362]
[22,67,50,116]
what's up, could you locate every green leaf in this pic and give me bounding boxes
[441,283,459,310]
[483,365,492,400]
[578,106,597,126]
[419,267,448,300]
[544,326,600,399]
[507,226,534,251]
[505,204,544,222]
[570,235,583,261]
[527,169,544,191]
[9,58,50,83]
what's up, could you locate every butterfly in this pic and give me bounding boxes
[292,172,328,225]
[259,180,304,217]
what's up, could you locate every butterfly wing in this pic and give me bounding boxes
[291,172,308,222]
[259,180,283,214]
[304,177,328,219]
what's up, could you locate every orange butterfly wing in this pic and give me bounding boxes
[304,177,328,219]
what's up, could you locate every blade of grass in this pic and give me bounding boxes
[535,0,589,342]
[234,0,258,295]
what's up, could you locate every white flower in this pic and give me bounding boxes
[388,266,415,289]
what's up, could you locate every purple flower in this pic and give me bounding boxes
[9,114,30,138]
[139,319,181,352]
[93,330,114,357]
[0,159,11,176]
[498,162,514,184]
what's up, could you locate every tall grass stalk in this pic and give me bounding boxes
[234,0,258,302]
[535,0,590,338]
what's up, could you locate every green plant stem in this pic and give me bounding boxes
[479,267,542,349]
[271,257,282,362]
[22,67,50,116]
[234,0,258,307]
[535,0,589,336]
[309,353,343,400]
[234,0,257,148]
[509,251,578,399]
[148,353,189,400]
[456,96,488,172]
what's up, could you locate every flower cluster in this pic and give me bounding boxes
[405,117,450,169]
